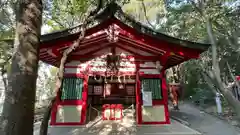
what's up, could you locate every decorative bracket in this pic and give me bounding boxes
[106,24,119,43]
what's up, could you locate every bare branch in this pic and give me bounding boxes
[140,0,156,29]
[189,0,204,17]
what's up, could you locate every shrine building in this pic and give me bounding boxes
[39,2,210,126]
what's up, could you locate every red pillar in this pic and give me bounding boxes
[161,71,170,124]
[81,75,88,124]
[135,62,142,124]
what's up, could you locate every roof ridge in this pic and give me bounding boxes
[40,2,211,50]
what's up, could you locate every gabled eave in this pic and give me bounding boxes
[40,2,211,51]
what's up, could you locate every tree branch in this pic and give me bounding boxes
[140,0,156,29]
[90,0,102,16]
[201,71,218,94]
[40,1,103,134]
[227,62,240,89]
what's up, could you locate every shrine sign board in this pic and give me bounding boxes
[143,91,152,106]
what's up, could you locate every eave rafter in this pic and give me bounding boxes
[39,35,108,62]
[115,19,200,59]
[115,43,145,56]
[58,35,108,53]
[119,34,166,54]
[118,38,162,56]
[39,7,207,68]
[70,55,161,61]
[76,42,113,56]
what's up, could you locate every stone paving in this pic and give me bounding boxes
[170,103,240,135]
[33,119,200,135]
[33,107,200,135]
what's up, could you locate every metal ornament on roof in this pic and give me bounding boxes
[106,24,119,43]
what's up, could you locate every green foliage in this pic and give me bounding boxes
[0,1,15,73]
[122,0,166,26]
[155,1,239,99]
[42,0,95,30]
[36,62,58,103]
[0,41,12,66]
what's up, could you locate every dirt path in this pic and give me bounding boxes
[170,103,240,135]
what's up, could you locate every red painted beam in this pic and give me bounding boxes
[57,34,108,51]
[80,42,113,56]
[65,65,136,68]
[39,36,108,58]
[59,37,108,52]
[117,40,163,56]
[49,39,109,64]
[113,19,201,58]
[41,19,113,48]
[115,43,146,56]
[118,35,165,55]
[70,55,161,61]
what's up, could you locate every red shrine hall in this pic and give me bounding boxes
[39,3,210,126]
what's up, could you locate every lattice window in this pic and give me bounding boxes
[126,85,135,95]
[94,86,103,95]
[141,78,162,99]
[61,78,83,100]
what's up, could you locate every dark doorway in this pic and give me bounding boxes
[86,76,136,123]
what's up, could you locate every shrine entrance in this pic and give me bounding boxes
[87,75,136,124]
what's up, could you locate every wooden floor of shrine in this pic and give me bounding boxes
[34,107,201,135]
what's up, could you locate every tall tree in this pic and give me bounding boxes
[188,0,240,118]
[0,0,43,135]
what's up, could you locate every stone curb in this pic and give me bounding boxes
[170,115,190,126]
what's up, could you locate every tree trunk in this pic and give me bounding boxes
[39,97,56,135]
[206,18,240,118]
[0,0,42,135]
[1,68,8,92]
[178,64,185,100]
